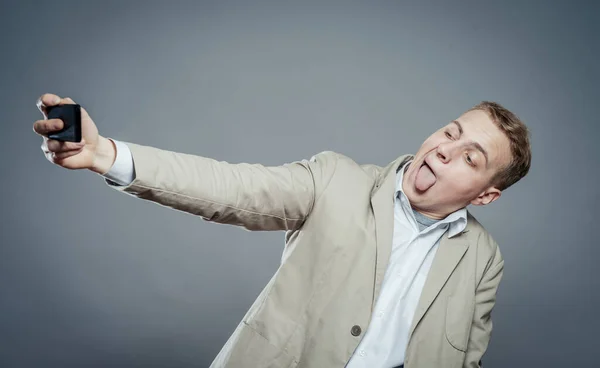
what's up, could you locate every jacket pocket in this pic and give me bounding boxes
[445,294,472,352]
[225,322,299,368]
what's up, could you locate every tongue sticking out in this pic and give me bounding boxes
[415,163,437,191]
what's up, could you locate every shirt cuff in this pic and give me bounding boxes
[102,138,136,186]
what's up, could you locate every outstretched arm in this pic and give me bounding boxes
[103,141,339,232]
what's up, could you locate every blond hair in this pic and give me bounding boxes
[469,101,532,191]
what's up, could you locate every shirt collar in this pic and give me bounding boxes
[395,160,468,238]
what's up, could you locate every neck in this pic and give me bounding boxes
[411,206,446,220]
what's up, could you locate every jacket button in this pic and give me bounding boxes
[350,325,362,336]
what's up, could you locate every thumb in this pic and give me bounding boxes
[36,93,61,108]
[36,93,62,117]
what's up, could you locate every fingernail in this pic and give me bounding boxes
[54,96,61,104]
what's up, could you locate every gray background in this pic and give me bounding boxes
[1,0,597,366]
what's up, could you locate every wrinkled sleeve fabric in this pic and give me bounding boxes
[463,246,504,368]
[102,141,338,232]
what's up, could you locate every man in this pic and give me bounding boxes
[33,93,531,368]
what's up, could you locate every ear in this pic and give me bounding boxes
[470,186,502,206]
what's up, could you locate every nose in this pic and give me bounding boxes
[436,142,454,163]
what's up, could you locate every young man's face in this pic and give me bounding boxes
[402,109,513,219]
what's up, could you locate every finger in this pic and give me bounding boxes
[40,138,83,154]
[36,93,61,109]
[36,94,76,117]
[33,118,64,136]
[42,143,83,160]
[51,147,84,160]
[46,138,86,152]
[40,139,49,154]
[36,93,61,116]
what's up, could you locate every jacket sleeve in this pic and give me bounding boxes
[463,246,504,368]
[102,141,338,232]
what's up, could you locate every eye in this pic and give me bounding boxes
[445,131,453,139]
[465,153,475,166]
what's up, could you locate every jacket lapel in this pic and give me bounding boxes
[370,155,412,310]
[407,232,469,340]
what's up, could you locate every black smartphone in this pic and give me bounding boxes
[47,104,82,142]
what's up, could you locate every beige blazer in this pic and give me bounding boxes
[106,142,504,368]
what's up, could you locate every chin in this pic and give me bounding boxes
[407,184,430,205]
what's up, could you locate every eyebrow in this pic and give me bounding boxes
[451,120,463,135]
[451,120,489,167]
